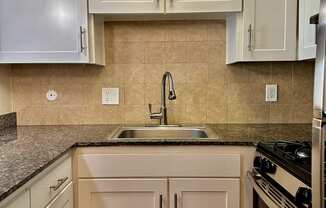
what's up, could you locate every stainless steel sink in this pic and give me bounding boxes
[112,126,215,139]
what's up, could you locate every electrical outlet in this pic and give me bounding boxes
[102,88,119,105]
[266,84,278,102]
[46,90,58,101]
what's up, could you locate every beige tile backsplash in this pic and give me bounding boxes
[11,21,315,125]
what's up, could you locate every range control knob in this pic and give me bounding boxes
[253,156,276,173]
[253,156,262,168]
[295,187,312,205]
[260,158,277,173]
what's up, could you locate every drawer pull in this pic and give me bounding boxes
[159,194,163,208]
[174,194,177,208]
[49,177,68,191]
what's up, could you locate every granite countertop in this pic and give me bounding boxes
[0,123,312,203]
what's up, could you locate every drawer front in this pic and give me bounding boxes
[46,182,73,208]
[31,157,72,208]
[78,154,240,178]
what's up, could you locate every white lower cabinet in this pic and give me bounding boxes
[75,147,246,208]
[78,178,239,208]
[78,179,168,208]
[46,183,73,208]
[170,178,240,208]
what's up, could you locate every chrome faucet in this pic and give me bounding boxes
[148,71,176,125]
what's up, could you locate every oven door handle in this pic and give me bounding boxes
[247,170,298,208]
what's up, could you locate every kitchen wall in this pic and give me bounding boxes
[11,21,314,125]
[0,65,12,115]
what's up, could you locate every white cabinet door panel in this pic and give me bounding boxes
[78,179,168,208]
[0,0,88,63]
[243,0,297,61]
[169,178,239,208]
[298,0,320,60]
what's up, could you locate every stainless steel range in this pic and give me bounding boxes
[248,141,312,208]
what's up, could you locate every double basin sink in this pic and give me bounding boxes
[112,126,216,139]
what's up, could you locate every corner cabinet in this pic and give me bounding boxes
[0,154,73,208]
[226,0,297,63]
[89,0,242,13]
[298,0,320,60]
[0,0,104,64]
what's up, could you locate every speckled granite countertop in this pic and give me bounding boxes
[0,124,312,202]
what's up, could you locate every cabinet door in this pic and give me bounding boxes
[46,183,73,208]
[243,0,297,61]
[169,178,239,208]
[166,0,241,13]
[0,0,88,63]
[298,0,320,60]
[78,179,168,208]
[89,0,164,14]
[5,190,30,208]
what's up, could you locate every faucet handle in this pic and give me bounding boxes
[148,104,163,120]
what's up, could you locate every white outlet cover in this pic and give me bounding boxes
[102,88,119,105]
[46,90,58,101]
[265,84,278,102]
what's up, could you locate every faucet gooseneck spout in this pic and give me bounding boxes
[148,71,176,126]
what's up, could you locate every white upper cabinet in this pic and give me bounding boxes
[89,0,241,13]
[0,0,91,63]
[166,0,242,13]
[89,0,164,14]
[298,0,320,60]
[226,0,297,63]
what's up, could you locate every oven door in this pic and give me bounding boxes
[248,170,298,208]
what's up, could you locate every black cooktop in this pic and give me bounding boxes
[257,141,311,186]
